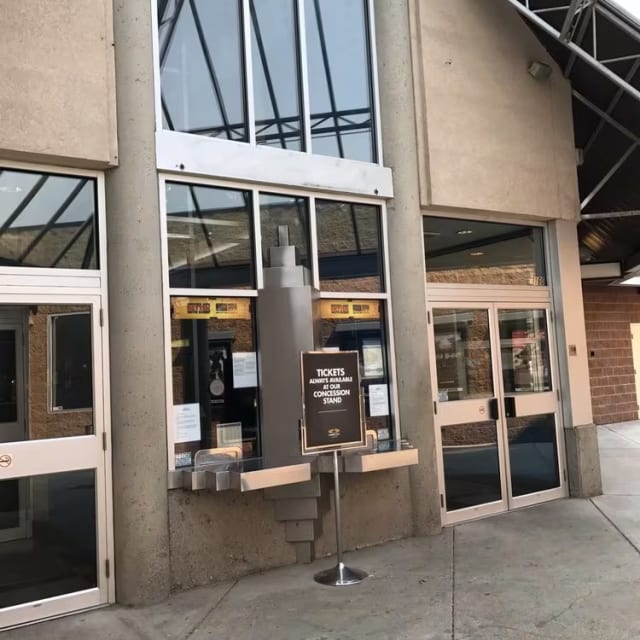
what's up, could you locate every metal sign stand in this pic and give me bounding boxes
[314,450,368,586]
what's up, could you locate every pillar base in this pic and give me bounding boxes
[564,423,602,497]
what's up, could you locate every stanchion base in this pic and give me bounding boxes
[314,562,368,586]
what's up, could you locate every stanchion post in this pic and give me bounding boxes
[313,451,368,586]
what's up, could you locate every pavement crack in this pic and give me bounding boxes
[535,588,593,629]
[590,498,640,555]
[184,579,238,640]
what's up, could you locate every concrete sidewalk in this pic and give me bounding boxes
[5,422,640,640]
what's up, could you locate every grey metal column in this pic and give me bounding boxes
[106,1,171,604]
[374,0,442,535]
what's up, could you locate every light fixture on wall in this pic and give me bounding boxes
[613,264,640,286]
[527,60,552,80]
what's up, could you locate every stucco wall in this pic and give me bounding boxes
[0,0,117,168]
[411,0,579,220]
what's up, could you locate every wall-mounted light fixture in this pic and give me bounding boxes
[528,60,552,80]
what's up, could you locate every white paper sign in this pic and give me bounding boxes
[369,384,389,417]
[174,403,201,443]
[232,352,258,388]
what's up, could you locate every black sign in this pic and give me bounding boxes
[300,351,365,454]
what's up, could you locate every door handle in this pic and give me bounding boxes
[488,398,499,420]
[504,396,516,418]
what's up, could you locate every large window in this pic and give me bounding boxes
[164,179,394,466]
[0,168,98,270]
[423,217,547,287]
[157,0,377,163]
[166,182,255,289]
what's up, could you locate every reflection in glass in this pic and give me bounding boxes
[51,314,93,411]
[158,0,247,140]
[442,421,502,511]
[316,199,383,292]
[171,296,260,467]
[424,217,546,286]
[433,309,493,402]
[305,0,376,162]
[0,168,98,269]
[0,330,17,423]
[0,305,94,443]
[315,299,391,440]
[166,182,254,289]
[0,470,97,609]
[507,414,559,497]
[260,193,310,269]
[498,309,551,394]
[251,0,302,150]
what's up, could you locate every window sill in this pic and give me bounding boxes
[316,445,419,474]
[168,460,311,492]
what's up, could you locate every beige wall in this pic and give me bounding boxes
[168,470,413,590]
[0,0,117,168]
[412,0,579,220]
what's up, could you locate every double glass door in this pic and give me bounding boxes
[0,298,110,629]
[429,302,566,524]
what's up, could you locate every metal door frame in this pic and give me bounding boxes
[0,292,112,630]
[428,296,568,526]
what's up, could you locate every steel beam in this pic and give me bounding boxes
[505,0,640,105]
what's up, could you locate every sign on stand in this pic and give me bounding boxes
[300,351,365,454]
[300,350,368,586]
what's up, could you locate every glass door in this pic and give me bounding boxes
[0,298,109,629]
[429,303,565,524]
[496,305,564,509]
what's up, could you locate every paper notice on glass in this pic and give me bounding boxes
[174,403,201,443]
[362,339,384,378]
[369,384,389,417]
[232,352,258,388]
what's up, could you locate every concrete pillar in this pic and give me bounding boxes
[374,0,442,535]
[106,1,171,604]
[549,219,602,497]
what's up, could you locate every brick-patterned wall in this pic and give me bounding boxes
[583,284,639,425]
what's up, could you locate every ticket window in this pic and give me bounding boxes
[170,296,260,468]
[315,299,393,448]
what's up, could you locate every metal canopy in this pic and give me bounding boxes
[505,0,640,271]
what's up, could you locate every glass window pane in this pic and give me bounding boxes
[158,0,247,141]
[315,299,392,444]
[51,314,93,411]
[260,193,310,269]
[170,296,260,467]
[251,0,303,150]
[0,304,94,443]
[441,421,502,511]
[0,470,97,609]
[305,0,376,162]
[0,168,98,269]
[433,309,494,402]
[507,413,560,497]
[316,199,383,292]
[498,309,552,394]
[0,331,17,423]
[166,182,254,289]
[424,217,546,286]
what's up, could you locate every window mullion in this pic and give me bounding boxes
[242,0,256,145]
[366,0,383,165]
[297,0,312,153]
[252,188,264,288]
[309,196,319,289]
